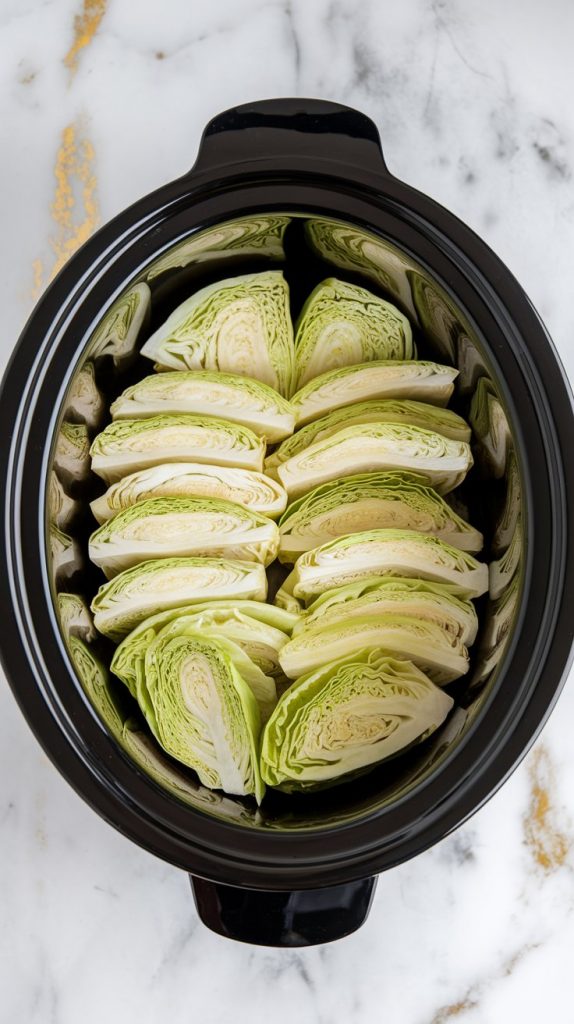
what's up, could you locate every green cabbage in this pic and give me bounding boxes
[112,601,295,697]
[138,632,264,801]
[90,462,287,524]
[473,572,520,685]
[304,220,418,319]
[110,370,295,443]
[469,377,511,478]
[90,414,265,483]
[89,496,280,577]
[120,720,259,822]
[140,271,295,397]
[291,360,458,426]
[279,613,469,683]
[298,577,478,644]
[57,592,97,643]
[66,636,126,740]
[114,614,278,722]
[48,471,78,531]
[66,361,104,429]
[146,216,289,280]
[91,556,267,640]
[407,272,469,363]
[492,450,520,556]
[273,584,305,616]
[293,278,414,389]
[265,398,471,477]
[113,604,288,693]
[54,422,91,488]
[88,281,150,368]
[275,423,473,499]
[489,516,522,600]
[49,524,82,585]
[261,649,454,789]
[278,473,483,561]
[281,529,489,603]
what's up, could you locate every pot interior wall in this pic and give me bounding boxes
[47,212,522,830]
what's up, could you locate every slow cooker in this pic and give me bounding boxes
[1,98,573,947]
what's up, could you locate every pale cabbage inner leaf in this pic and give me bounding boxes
[90,414,266,482]
[88,282,150,367]
[291,360,458,427]
[279,613,470,684]
[294,277,414,389]
[91,557,268,640]
[276,422,472,499]
[89,496,280,577]
[110,370,295,443]
[265,398,471,477]
[286,528,489,602]
[141,633,264,801]
[140,271,295,397]
[91,462,288,524]
[298,576,478,644]
[261,649,454,788]
[277,472,482,561]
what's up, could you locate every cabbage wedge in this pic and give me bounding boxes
[282,529,489,603]
[276,423,473,499]
[278,473,483,561]
[291,360,458,426]
[489,516,522,601]
[146,215,289,280]
[293,278,414,389]
[112,601,295,697]
[473,572,520,685]
[469,377,511,478]
[90,414,265,483]
[298,577,478,644]
[140,271,295,396]
[120,719,258,820]
[66,361,104,429]
[48,471,79,531]
[49,525,82,585]
[113,602,290,700]
[88,281,150,367]
[140,632,264,801]
[115,617,277,723]
[91,557,267,640]
[261,650,454,790]
[279,613,469,683]
[91,463,287,524]
[57,593,97,643]
[110,370,295,443]
[89,496,279,577]
[67,636,126,740]
[265,398,471,477]
[54,422,91,489]
[492,450,520,557]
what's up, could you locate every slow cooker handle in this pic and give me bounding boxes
[190,97,389,182]
[189,874,377,947]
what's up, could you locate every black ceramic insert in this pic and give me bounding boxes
[1,99,573,946]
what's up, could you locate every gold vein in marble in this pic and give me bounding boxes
[429,943,540,1023]
[524,743,572,873]
[32,121,100,297]
[63,0,107,77]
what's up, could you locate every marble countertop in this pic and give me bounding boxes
[2,0,574,1020]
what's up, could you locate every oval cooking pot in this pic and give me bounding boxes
[1,99,573,947]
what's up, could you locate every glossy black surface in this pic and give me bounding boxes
[190,875,377,947]
[1,99,573,947]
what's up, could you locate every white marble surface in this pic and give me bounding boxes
[1,0,574,1020]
